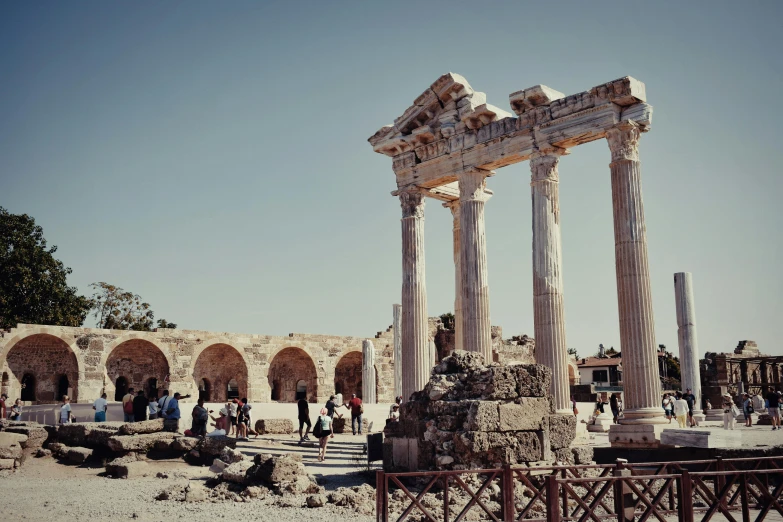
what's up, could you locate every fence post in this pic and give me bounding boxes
[546,474,561,522]
[614,459,633,522]
[376,470,385,522]
[443,475,450,522]
[502,465,514,522]
[740,474,750,522]
[679,470,694,522]
[716,456,725,495]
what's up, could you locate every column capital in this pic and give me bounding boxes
[606,120,641,162]
[457,168,493,203]
[399,189,425,218]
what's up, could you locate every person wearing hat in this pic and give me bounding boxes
[209,407,229,432]
[389,403,400,422]
[682,388,699,427]
[721,393,736,430]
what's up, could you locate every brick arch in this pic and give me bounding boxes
[268,347,318,403]
[192,343,248,402]
[2,332,82,403]
[334,351,362,399]
[105,339,171,401]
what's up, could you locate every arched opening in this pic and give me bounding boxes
[147,378,158,400]
[296,379,307,401]
[57,375,70,401]
[227,378,239,400]
[334,351,362,399]
[268,347,318,403]
[193,344,248,403]
[21,374,36,402]
[198,378,211,402]
[568,365,577,385]
[6,334,79,403]
[114,376,128,401]
[106,339,169,403]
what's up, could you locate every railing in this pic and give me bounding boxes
[375,456,783,522]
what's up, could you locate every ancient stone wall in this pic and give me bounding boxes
[5,334,81,403]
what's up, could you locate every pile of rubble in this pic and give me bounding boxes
[384,351,591,470]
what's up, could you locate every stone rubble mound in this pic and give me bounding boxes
[253,418,294,435]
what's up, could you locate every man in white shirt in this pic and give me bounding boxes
[60,395,73,424]
[673,391,689,428]
[93,393,108,422]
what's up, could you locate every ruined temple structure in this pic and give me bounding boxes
[370,73,666,446]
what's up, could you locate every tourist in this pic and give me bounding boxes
[191,398,209,437]
[148,396,159,420]
[325,395,342,419]
[722,393,736,430]
[673,392,689,428]
[389,396,402,417]
[389,403,400,421]
[345,393,363,435]
[297,396,311,444]
[9,399,22,421]
[238,398,257,439]
[59,395,73,424]
[571,395,578,415]
[93,393,108,422]
[662,393,673,423]
[0,393,7,419]
[765,389,780,430]
[133,390,148,422]
[594,393,607,415]
[705,398,712,411]
[683,388,699,427]
[163,392,181,432]
[157,390,172,418]
[315,407,334,462]
[122,387,135,422]
[209,407,229,432]
[742,393,753,427]
[228,399,238,436]
[609,393,620,424]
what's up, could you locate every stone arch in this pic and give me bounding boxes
[334,351,362,399]
[105,339,170,401]
[192,343,248,402]
[4,333,81,403]
[268,347,318,403]
[568,362,579,385]
[198,378,211,402]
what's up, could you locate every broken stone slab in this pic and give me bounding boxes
[659,428,743,449]
[571,446,594,465]
[197,435,236,456]
[106,456,149,479]
[254,419,294,435]
[118,418,164,436]
[170,436,200,452]
[4,425,47,449]
[86,426,122,447]
[547,414,577,450]
[34,448,52,458]
[219,447,245,464]
[0,458,14,470]
[248,453,311,490]
[107,432,177,453]
[220,460,253,484]
[66,447,93,464]
[0,432,26,460]
[58,422,124,447]
[465,401,500,431]
[498,399,551,431]
[454,431,544,465]
[46,442,68,458]
[209,458,229,474]
[306,494,326,508]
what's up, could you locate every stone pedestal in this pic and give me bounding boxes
[660,428,742,449]
[607,122,666,427]
[530,150,571,414]
[587,412,614,433]
[608,424,670,448]
[674,272,705,422]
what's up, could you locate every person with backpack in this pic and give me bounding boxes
[191,398,209,437]
[122,387,135,422]
[313,407,334,461]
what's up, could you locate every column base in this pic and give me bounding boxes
[555,408,574,415]
[587,412,613,433]
[609,424,671,448]
[618,407,669,425]
[691,413,706,424]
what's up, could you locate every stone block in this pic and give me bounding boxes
[553,447,574,464]
[66,447,93,463]
[118,418,164,435]
[572,446,594,465]
[220,447,245,464]
[4,426,47,449]
[499,399,549,431]
[587,413,613,433]
[220,460,252,484]
[0,433,26,460]
[547,414,576,450]
[659,428,743,449]
[197,436,236,456]
[0,458,14,470]
[254,419,294,435]
[465,401,499,431]
[86,426,122,447]
[513,365,552,398]
[608,424,668,448]
[57,424,90,446]
[209,459,229,474]
[170,436,200,452]
[107,432,177,452]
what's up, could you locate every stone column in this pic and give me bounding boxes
[457,168,493,362]
[444,201,463,352]
[400,190,429,401]
[392,304,402,398]
[362,339,376,404]
[530,150,572,414]
[674,272,705,421]
[606,121,665,425]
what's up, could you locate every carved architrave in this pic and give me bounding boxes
[399,190,425,219]
[606,121,641,163]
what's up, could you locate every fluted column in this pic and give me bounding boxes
[444,201,464,352]
[530,150,572,414]
[674,272,704,419]
[400,190,429,401]
[607,121,665,424]
[362,339,377,404]
[392,304,402,398]
[457,168,493,362]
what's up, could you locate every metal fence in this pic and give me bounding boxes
[375,456,783,522]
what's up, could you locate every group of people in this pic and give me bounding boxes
[721,389,782,431]
[0,393,22,420]
[592,393,623,423]
[191,397,256,440]
[662,388,700,428]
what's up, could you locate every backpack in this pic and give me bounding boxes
[313,416,323,438]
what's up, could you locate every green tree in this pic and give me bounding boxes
[567,347,579,359]
[90,282,176,331]
[438,312,455,331]
[0,207,91,328]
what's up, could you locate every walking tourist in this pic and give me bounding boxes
[162,392,181,432]
[765,389,780,430]
[345,393,363,435]
[742,393,754,427]
[298,396,311,444]
[610,393,620,424]
[237,398,257,439]
[93,393,108,422]
[191,398,209,437]
[325,395,342,419]
[9,399,22,421]
[133,390,148,422]
[673,392,689,428]
[683,388,699,427]
[122,387,135,422]
[662,393,673,423]
[148,396,159,419]
[314,407,334,462]
[722,393,736,430]
[595,393,607,415]
[228,399,238,436]
[59,395,73,424]
[0,393,7,419]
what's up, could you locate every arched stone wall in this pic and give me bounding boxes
[192,343,248,402]
[268,347,318,403]
[334,351,362,398]
[4,333,80,403]
[105,339,171,401]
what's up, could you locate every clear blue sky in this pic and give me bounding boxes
[1,2,781,358]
